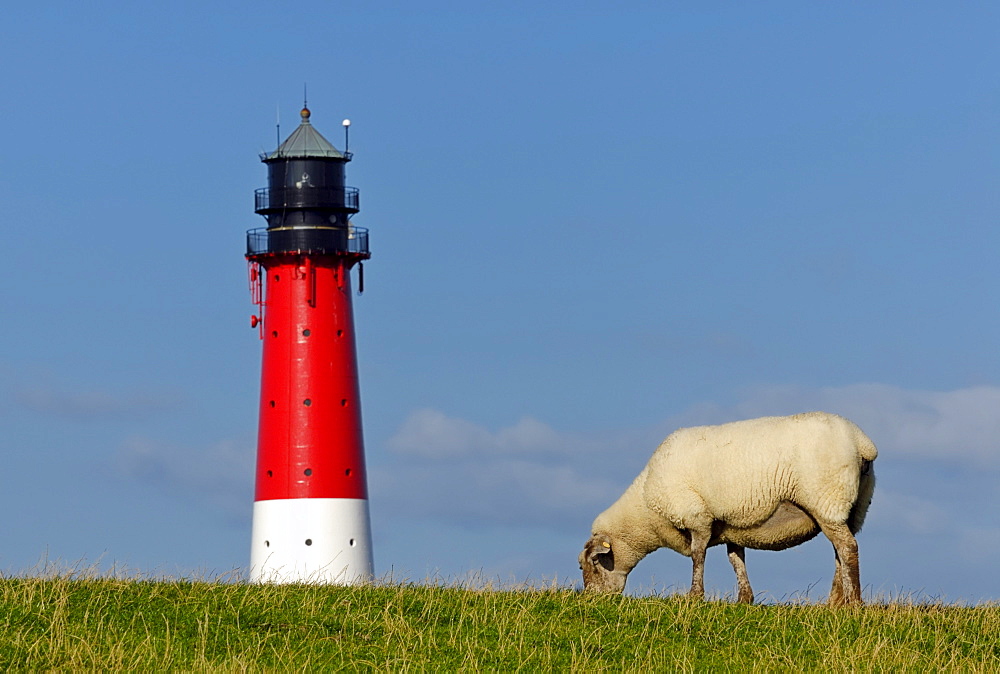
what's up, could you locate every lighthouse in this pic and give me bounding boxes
[246,105,373,583]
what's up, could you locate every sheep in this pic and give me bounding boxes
[579,412,876,605]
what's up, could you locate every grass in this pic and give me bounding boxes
[1,572,999,671]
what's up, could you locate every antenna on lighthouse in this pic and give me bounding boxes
[276,103,280,148]
[342,118,351,154]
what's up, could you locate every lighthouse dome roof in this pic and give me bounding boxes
[267,107,347,160]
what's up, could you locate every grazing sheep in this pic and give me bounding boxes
[579,412,876,605]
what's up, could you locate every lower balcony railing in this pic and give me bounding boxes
[246,226,370,257]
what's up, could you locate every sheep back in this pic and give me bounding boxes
[642,412,877,532]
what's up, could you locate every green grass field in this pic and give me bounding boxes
[2,574,998,671]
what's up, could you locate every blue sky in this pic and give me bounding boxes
[2,3,999,602]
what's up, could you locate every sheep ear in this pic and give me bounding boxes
[587,534,613,562]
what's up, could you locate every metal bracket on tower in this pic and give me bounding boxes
[303,257,317,308]
[248,260,265,339]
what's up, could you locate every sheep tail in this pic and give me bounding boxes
[852,426,878,463]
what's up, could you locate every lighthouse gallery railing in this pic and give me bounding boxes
[246,226,370,258]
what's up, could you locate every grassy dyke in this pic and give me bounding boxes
[1,576,999,671]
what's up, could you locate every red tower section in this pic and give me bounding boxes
[252,256,367,501]
[247,107,373,583]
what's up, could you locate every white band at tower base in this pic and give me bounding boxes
[250,498,374,584]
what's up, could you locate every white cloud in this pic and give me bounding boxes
[387,408,497,458]
[376,409,639,530]
[372,459,621,529]
[387,408,583,459]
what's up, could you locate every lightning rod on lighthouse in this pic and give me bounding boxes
[246,105,374,583]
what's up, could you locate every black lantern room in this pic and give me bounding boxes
[248,107,368,259]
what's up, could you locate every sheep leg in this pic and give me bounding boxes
[819,521,862,606]
[828,562,845,606]
[688,529,711,600]
[726,543,754,604]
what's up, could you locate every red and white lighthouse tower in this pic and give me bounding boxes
[246,106,373,583]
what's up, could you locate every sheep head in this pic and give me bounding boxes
[579,533,628,593]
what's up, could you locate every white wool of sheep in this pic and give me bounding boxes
[582,412,877,605]
[642,413,873,530]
